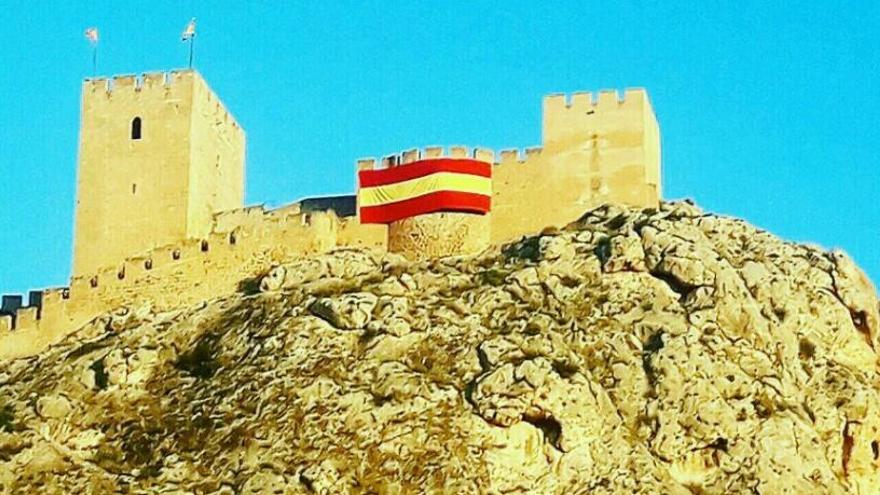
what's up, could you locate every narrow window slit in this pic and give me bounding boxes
[131,117,142,140]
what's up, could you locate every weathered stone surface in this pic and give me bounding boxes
[0,201,878,493]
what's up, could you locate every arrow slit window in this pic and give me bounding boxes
[131,117,142,140]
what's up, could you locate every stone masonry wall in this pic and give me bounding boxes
[0,209,344,360]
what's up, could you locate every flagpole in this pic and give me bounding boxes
[188,36,194,69]
[182,18,196,69]
[92,45,97,77]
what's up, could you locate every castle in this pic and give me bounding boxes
[0,70,661,360]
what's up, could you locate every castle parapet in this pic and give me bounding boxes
[542,88,655,153]
[1,205,348,360]
[84,70,193,94]
[357,146,496,173]
[0,286,69,334]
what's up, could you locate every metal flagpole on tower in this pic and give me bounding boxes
[182,18,197,69]
[84,27,99,76]
[188,35,194,69]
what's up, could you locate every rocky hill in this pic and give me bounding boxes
[1,201,878,494]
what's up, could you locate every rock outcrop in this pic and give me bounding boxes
[1,201,878,494]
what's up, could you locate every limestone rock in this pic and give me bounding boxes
[309,292,378,329]
[1,201,878,493]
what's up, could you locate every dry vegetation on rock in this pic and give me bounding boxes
[1,201,879,494]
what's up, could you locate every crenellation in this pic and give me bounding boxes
[68,277,92,301]
[473,147,494,163]
[85,77,110,93]
[151,245,180,270]
[356,158,376,172]
[499,149,520,163]
[112,74,138,89]
[84,71,205,97]
[0,315,11,333]
[169,69,193,85]
[213,205,272,233]
[177,239,202,260]
[543,93,567,112]
[449,146,468,158]
[402,148,420,164]
[569,91,593,111]
[424,146,443,158]
[14,306,39,330]
[621,88,647,109]
[372,146,497,168]
[525,147,543,159]
[142,71,168,88]
[596,89,620,108]
[492,147,544,167]
[382,155,399,168]
[208,231,234,250]
[41,287,68,307]
[544,88,649,114]
[122,256,150,280]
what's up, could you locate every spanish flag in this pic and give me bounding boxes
[358,158,492,224]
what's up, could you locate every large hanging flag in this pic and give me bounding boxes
[181,18,197,41]
[84,27,99,44]
[358,158,492,224]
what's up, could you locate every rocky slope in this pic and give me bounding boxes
[1,201,879,494]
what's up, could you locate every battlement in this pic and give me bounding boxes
[84,70,189,94]
[542,87,658,155]
[357,145,496,172]
[82,69,243,133]
[1,207,347,360]
[0,287,67,331]
[542,88,650,114]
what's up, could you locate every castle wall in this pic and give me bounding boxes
[0,210,340,360]
[187,75,247,239]
[490,88,660,242]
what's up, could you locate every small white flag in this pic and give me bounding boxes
[181,18,196,41]
[84,27,99,44]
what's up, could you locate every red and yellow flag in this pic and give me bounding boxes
[358,158,492,224]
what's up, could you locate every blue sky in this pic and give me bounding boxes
[0,1,877,296]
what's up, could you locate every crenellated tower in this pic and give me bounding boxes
[490,88,661,242]
[72,70,246,276]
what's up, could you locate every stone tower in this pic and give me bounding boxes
[72,70,246,276]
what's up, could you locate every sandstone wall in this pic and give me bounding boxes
[491,88,660,243]
[0,209,342,360]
